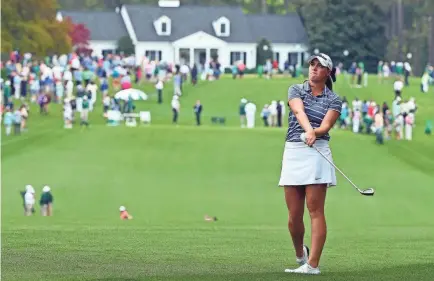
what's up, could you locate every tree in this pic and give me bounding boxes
[256,38,273,66]
[1,0,72,56]
[56,0,298,14]
[66,18,92,54]
[261,0,267,14]
[299,0,387,73]
[117,35,135,55]
[384,0,434,74]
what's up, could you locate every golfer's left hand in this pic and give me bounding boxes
[304,130,316,147]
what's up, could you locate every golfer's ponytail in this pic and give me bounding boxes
[326,67,337,90]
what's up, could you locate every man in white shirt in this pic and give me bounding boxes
[352,97,362,112]
[407,97,417,124]
[24,185,35,216]
[394,114,404,140]
[65,80,74,99]
[71,56,80,71]
[63,98,73,129]
[382,62,390,80]
[393,77,404,98]
[63,66,73,82]
[405,112,414,141]
[52,65,63,81]
[155,79,164,104]
[180,64,190,83]
[404,62,412,86]
[392,96,401,118]
[59,54,68,68]
[268,100,278,127]
[171,95,180,124]
[245,101,257,128]
[86,81,98,111]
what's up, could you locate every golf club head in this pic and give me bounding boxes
[360,188,375,196]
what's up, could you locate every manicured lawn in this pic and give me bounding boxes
[2,75,434,280]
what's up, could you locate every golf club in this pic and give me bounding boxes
[300,133,375,196]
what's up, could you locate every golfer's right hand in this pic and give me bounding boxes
[304,130,316,147]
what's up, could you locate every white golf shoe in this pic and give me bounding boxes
[295,245,309,265]
[285,263,321,275]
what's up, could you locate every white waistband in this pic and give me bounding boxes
[285,140,330,149]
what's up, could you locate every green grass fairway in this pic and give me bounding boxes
[2,75,434,280]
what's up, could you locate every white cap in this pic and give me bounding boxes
[119,206,126,212]
[307,53,333,70]
[42,185,50,192]
[26,185,35,193]
[241,98,247,103]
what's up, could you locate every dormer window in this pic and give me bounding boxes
[220,23,226,34]
[213,16,230,37]
[154,15,171,36]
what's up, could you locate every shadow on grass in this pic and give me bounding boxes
[92,263,434,281]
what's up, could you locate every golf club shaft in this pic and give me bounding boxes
[312,145,362,192]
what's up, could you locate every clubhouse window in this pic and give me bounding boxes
[145,50,163,61]
[230,51,247,65]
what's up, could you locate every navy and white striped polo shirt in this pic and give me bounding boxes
[286,81,342,142]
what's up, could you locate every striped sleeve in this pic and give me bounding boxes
[328,97,342,113]
[288,85,302,101]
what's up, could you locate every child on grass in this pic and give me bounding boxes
[119,206,133,220]
[40,186,54,216]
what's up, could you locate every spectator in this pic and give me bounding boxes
[193,100,203,126]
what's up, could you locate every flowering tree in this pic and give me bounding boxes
[66,17,92,55]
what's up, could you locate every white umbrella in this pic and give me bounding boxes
[115,88,148,101]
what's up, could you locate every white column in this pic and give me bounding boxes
[279,51,285,70]
[134,44,141,66]
[250,49,256,68]
[174,47,180,65]
[297,52,302,66]
[219,48,228,69]
[189,48,194,68]
[205,48,211,64]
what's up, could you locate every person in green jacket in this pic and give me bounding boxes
[257,64,264,78]
[425,120,432,135]
[3,80,12,104]
[82,68,93,86]
[40,185,54,216]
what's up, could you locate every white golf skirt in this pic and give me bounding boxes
[278,140,337,187]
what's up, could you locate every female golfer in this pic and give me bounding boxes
[279,53,342,275]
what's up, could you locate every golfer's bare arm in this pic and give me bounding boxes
[314,110,340,137]
[288,98,314,132]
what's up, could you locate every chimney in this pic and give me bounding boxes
[158,0,180,8]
